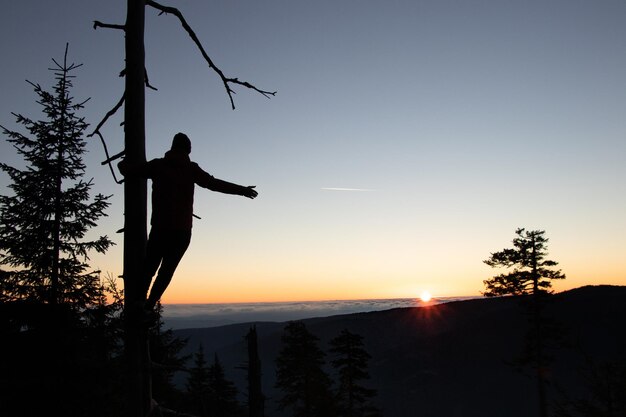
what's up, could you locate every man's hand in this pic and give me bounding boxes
[243,185,258,199]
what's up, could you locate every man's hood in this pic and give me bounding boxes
[164,149,191,166]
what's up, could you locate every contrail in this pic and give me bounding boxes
[321,187,376,192]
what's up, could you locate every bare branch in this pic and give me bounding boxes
[118,68,159,90]
[93,20,125,31]
[145,0,276,109]
[144,68,158,91]
[101,150,126,166]
[88,94,126,184]
[93,131,124,184]
[89,94,125,138]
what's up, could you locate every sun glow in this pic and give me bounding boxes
[420,291,432,303]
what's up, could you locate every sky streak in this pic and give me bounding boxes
[321,187,376,192]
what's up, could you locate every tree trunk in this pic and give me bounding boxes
[123,1,150,416]
[534,305,548,417]
[247,326,264,417]
[51,59,69,306]
[530,239,548,417]
[51,138,62,305]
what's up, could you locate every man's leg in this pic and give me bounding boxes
[141,228,166,299]
[145,230,191,309]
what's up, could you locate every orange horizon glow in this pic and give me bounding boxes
[153,276,623,305]
[159,280,469,304]
[96,243,626,305]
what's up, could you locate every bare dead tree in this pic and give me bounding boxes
[145,0,276,110]
[91,2,275,416]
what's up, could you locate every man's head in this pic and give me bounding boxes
[171,132,192,154]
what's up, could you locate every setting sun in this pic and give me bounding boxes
[420,291,432,302]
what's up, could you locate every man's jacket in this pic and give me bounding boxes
[123,149,247,230]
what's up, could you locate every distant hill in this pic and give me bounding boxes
[173,285,626,417]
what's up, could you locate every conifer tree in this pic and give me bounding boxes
[0,74,122,408]
[207,354,243,417]
[483,228,566,417]
[0,45,112,307]
[187,344,211,417]
[330,329,380,417]
[275,321,336,417]
[483,228,565,297]
[148,302,189,408]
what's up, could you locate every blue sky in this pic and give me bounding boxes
[1,0,625,301]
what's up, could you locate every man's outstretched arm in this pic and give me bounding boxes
[194,165,258,199]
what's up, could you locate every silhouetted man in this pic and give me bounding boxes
[119,133,257,311]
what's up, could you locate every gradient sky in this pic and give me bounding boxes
[1,0,625,303]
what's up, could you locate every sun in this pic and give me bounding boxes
[419,290,432,303]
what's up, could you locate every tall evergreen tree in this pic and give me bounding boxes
[207,354,243,417]
[0,45,112,307]
[275,321,336,417]
[0,46,128,417]
[483,228,566,417]
[483,228,565,297]
[186,344,211,417]
[330,329,380,417]
[148,302,189,409]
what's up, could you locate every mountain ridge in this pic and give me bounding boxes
[173,285,626,417]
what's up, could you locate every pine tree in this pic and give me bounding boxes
[330,329,380,417]
[0,45,112,307]
[275,321,336,417]
[483,228,566,417]
[148,302,189,409]
[207,354,243,417]
[187,344,212,417]
[483,228,565,297]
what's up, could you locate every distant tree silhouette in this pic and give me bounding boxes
[148,302,189,410]
[483,228,565,297]
[206,354,243,417]
[330,329,381,417]
[483,228,566,417]
[74,276,126,417]
[186,344,211,417]
[275,321,336,417]
[243,325,265,417]
[0,45,112,307]
[554,358,626,417]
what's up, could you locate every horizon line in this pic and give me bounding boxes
[162,295,480,306]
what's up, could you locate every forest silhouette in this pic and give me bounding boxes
[174,285,626,417]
